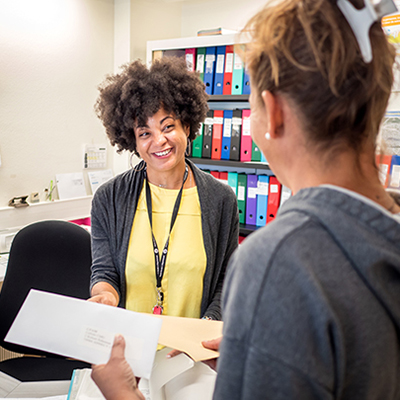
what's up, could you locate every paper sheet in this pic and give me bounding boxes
[5,290,162,380]
[152,315,223,362]
[56,173,86,200]
[87,170,113,195]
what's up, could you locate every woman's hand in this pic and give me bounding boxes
[166,349,183,358]
[201,337,222,371]
[88,282,119,306]
[91,335,145,400]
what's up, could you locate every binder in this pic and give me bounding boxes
[237,174,247,224]
[185,48,196,72]
[230,109,242,161]
[223,45,234,95]
[196,47,206,82]
[221,110,233,160]
[228,172,238,196]
[202,110,214,159]
[261,152,268,163]
[213,46,226,95]
[251,140,262,162]
[267,176,282,223]
[242,68,251,95]
[204,47,216,95]
[376,154,392,187]
[210,170,220,179]
[280,185,292,207]
[191,122,204,158]
[211,110,223,160]
[232,51,244,95]
[256,175,269,227]
[219,171,228,185]
[246,174,258,226]
[389,155,400,189]
[240,109,252,162]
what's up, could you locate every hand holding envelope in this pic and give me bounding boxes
[5,290,222,381]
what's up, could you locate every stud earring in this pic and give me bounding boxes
[265,132,271,140]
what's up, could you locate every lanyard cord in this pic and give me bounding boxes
[145,164,189,293]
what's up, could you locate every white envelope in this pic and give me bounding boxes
[5,290,162,380]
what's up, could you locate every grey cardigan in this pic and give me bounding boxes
[90,159,239,320]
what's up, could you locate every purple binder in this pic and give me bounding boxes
[246,174,258,225]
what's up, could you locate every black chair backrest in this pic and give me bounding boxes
[0,220,92,356]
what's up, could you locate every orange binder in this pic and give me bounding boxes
[223,45,234,95]
[266,176,282,223]
[211,110,224,160]
[219,171,228,185]
[210,170,220,180]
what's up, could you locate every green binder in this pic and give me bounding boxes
[192,123,204,158]
[251,140,262,162]
[195,47,206,82]
[237,173,247,224]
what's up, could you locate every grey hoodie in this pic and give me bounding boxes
[214,186,400,400]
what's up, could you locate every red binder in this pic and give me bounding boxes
[219,171,228,185]
[223,45,234,95]
[376,154,392,188]
[185,48,196,71]
[211,110,224,160]
[267,176,282,223]
[210,170,220,179]
[240,109,252,162]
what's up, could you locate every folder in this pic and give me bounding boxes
[221,110,233,160]
[213,46,226,95]
[191,122,204,158]
[242,68,251,95]
[246,174,258,225]
[240,109,252,162]
[204,47,216,95]
[280,185,292,207]
[228,172,238,196]
[267,176,282,223]
[223,45,234,95]
[210,170,220,180]
[389,155,400,189]
[256,175,269,227]
[230,109,242,161]
[219,171,228,185]
[211,110,223,160]
[185,48,196,72]
[237,174,247,224]
[251,140,262,162]
[202,110,214,158]
[232,51,244,95]
[196,47,206,82]
[376,154,392,187]
[261,152,268,163]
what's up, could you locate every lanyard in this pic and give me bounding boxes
[145,164,188,315]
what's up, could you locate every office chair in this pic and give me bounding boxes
[0,220,92,383]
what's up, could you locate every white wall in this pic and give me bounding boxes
[180,0,266,37]
[0,0,114,207]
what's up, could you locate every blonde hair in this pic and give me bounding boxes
[242,0,395,153]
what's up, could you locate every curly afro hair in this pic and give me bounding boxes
[95,57,209,155]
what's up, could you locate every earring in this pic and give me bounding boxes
[185,139,191,157]
[265,132,271,140]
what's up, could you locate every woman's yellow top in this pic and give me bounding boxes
[125,182,207,318]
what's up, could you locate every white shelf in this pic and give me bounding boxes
[0,196,92,232]
[146,33,249,64]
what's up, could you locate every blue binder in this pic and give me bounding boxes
[213,46,226,95]
[204,47,216,95]
[389,155,400,189]
[256,175,269,227]
[261,152,268,163]
[243,68,251,95]
[221,110,233,160]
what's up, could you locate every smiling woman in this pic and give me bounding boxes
[89,57,239,335]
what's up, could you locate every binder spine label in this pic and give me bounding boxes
[243,118,251,136]
[225,53,234,73]
[238,186,245,201]
[196,54,204,73]
[216,54,225,73]
[205,55,215,72]
[223,119,232,137]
